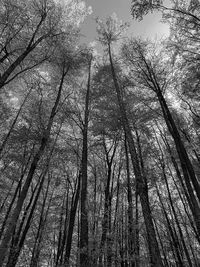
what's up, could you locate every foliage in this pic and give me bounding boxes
[0,0,200,266]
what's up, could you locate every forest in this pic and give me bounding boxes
[0,0,200,266]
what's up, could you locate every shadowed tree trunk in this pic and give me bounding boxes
[108,43,163,267]
[161,131,200,238]
[161,163,193,267]
[80,55,92,267]
[157,90,200,203]
[124,134,139,267]
[0,65,69,266]
[30,177,53,267]
[5,134,59,267]
[155,183,184,266]
[123,39,200,239]
[0,88,32,155]
[99,137,117,267]
[5,179,40,267]
[64,174,81,266]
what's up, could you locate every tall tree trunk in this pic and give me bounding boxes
[0,66,68,266]
[91,165,98,266]
[0,145,33,239]
[153,218,169,267]
[55,191,67,266]
[134,186,140,267]
[30,177,53,267]
[79,56,92,267]
[58,190,69,266]
[155,183,184,266]
[5,160,52,267]
[99,138,117,267]
[108,44,163,267]
[158,127,200,239]
[163,134,200,237]
[157,90,200,203]
[124,135,139,267]
[169,164,200,245]
[5,180,39,267]
[0,88,32,155]
[161,164,193,267]
[64,174,81,266]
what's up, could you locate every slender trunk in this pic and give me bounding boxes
[91,166,98,266]
[56,194,66,266]
[169,165,200,245]
[142,55,200,237]
[0,88,32,155]
[0,174,23,240]
[0,147,32,239]
[30,178,52,267]
[176,203,199,267]
[167,201,185,260]
[6,180,39,267]
[108,44,163,267]
[159,130,200,239]
[155,183,184,266]
[134,184,140,267]
[6,162,51,267]
[113,168,120,266]
[154,218,169,267]
[157,90,200,203]
[107,170,114,267]
[119,194,125,267]
[0,180,14,214]
[162,165,193,267]
[64,175,80,266]
[113,167,120,230]
[99,160,112,266]
[167,141,200,237]
[79,57,92,267]
[0,67,67,266]
[124,135,138,267]
[58,189,69,266]
[99,138,117,267]
[0,15,48,89]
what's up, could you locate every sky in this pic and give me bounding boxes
[80,0,170,45]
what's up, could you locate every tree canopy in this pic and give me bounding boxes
[0,0,200,266]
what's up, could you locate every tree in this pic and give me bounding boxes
[1,0,200,266]
[79,51,93,267]
[0,37,86,265]
[96,15,164,267]
[121,37,200,239]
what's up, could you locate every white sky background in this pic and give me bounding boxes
[80,0,170,45]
